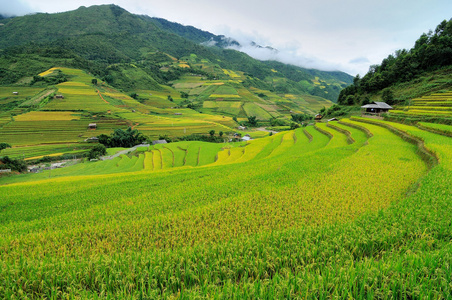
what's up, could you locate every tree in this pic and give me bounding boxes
[167,95,174,102]
[91,78,98,85]
[290,123,300,130]
[98,128,146,148]
[88,144,107,160]
[97,134,111,147]
[219,131,224,137]
[382,88,395,105]
[247,116,258,127]
[209,130,215,137]
[0,143,11,153]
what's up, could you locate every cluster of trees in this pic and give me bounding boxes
[98,127,146,148]
[31,69,68,85]
[179,130,226,143]
[339,18,452,105]
[0,156,27,172]
[291,114,312,123]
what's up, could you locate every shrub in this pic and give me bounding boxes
[0,156,27,172]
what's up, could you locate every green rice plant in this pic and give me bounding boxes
[315,123,349,148]
[160,147,174,169]
[417,122,452,137]
[253,133,284,160]
[234,138,272,163]
[152,150,162,170]
[243,102,273,120]
[184,143,201,166]
[268,131,295,157]
[144,151,154,170]
[197,143,225,166]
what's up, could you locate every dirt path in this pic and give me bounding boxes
[96,90,110,104]
[100,144,150,160]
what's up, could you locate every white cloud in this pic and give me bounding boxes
[0,0,33,16]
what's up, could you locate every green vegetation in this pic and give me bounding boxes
[98,127,146,148]
[87,144,107,160]
[0,155,26,172]
[0,142,11,153]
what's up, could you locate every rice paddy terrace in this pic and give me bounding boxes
[1,116,452,298]
[390,91,452,122]
[0,67,237,160]
[0,65,333,160]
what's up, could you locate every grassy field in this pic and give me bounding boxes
[2,116,450,298]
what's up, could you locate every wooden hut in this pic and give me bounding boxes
[315,114,323,121]
[361,102,393,116]
[88,123,97,129]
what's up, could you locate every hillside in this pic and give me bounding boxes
[0,5,354,159]
[0,4,352,101]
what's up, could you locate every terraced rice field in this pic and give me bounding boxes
[0,67,241,156]
[417,122,452,136]
[392,91,452,117]
[0,111,128,147]
[44,81,113,112]
[1,116,452,298]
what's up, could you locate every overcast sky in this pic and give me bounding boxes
[3,0,452,76]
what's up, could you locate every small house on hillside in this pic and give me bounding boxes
[152,140,168,145]
[86,136,99,142]
[88,123,97,129]
[237,126,246,130]
[361,102,393,116]
[315,114,323,121]
[55,95,64,99]
[12,92,19,95]
[328,118,339,122]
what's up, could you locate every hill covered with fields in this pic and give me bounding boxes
[0,4,351,100]
[0,4,353,160]
[0,5,354,158]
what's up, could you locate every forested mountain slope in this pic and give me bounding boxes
[0,4,352,103]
